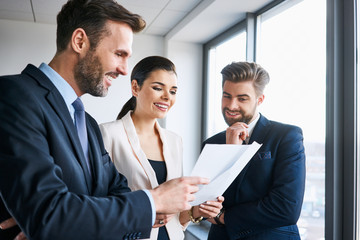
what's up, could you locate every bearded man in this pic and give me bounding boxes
[0,1,208,239]
[203,61,306,240]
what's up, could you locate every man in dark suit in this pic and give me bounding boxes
[0,0,208,239]
[204,62,305,240]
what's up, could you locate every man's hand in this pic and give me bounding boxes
[152,213,175,228]
[0,217,27,240]
[226,122,249,144]
[207,209,225,225]
[150,176,209,214]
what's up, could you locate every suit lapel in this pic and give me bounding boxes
[47,91,93,194]
[230,114,271,190]
[24,65,92,194]
[156,123,176,181]
[249,114,271,145]
[122,112,159,189]
[86,117,102,195]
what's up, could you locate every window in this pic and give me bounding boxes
[204,31,247,139]
[203,0,326,239]
[256,0,326,239]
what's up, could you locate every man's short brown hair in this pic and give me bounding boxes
[56,0,146,53]
[221,61,270,96]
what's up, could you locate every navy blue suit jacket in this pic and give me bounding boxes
[0,65,152,240]
[203,115,305,240]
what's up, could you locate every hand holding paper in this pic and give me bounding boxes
[189,142,262,206]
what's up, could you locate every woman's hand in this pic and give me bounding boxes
[0,217,27,240]
[192,196,224,219]
[152,213,175,228]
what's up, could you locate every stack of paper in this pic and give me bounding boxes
[190,142,262,206]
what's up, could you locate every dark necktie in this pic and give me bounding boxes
[72,98,91,175]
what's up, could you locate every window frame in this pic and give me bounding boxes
[326,0,357,239]
[201,19,248,142]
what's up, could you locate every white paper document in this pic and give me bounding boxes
[189,142,262,206]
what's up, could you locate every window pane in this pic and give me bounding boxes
[256,0,326,239]
[206,32,247,139]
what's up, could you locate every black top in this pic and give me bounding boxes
[148,159,169,240]
[148,159,167,184]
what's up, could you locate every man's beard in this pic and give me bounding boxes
[222,108,254,126]
[74,49,108,97]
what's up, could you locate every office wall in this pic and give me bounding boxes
[0,19,56,75]
[166,41,203,175]
[0,19,203,174]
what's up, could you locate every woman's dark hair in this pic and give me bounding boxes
[117,56,177,120]
[56,0,146,53]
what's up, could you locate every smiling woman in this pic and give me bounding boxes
[116,56,178,121]
[99,56,224,240]
[100,56,182,240]
[132,69,177,119]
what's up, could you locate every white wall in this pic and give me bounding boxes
[165,41,203,175]
[0,19,56,75]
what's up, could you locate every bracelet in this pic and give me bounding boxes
[214,208,225,226]
[188,207,203,223]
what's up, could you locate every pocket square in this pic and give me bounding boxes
[258,151,271,159]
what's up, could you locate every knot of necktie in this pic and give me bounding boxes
[72,97,85,112]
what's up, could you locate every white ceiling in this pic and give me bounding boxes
[0,0,274,43]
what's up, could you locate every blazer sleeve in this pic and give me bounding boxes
[0,77,152,240]
[224,126,306,238]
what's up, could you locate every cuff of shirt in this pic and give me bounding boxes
[142,189,156,225]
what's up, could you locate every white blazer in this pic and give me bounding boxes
[100,111,184,240]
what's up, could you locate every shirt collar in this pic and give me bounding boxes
[245,113,260,144]
[39,62,78,121]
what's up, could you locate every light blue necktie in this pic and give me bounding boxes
[72,98,91,175]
